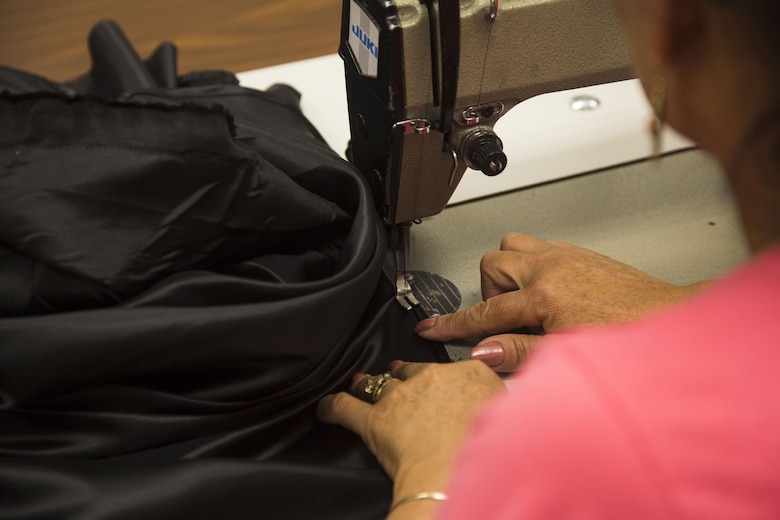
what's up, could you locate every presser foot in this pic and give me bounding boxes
[396,272,427,320]
[395,273,420,311]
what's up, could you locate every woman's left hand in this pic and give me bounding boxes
[317,361,505,500]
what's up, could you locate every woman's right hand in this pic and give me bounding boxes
[416,233,710,372]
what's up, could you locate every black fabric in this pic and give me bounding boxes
[0,20,445,519]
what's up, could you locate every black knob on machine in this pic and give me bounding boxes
[467,133,507,176]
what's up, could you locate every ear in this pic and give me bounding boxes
[652,0,707,66]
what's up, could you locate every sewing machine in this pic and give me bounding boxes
[340,0,634,312]
[341,0,632,224]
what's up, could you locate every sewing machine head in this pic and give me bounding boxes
[339,0,633,225]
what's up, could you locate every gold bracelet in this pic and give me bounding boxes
[389,491,448,512]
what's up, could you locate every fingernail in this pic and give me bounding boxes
[388,360,406,370]
[352,372,366,384]
[471,342,505,367]
[414,317,437,334]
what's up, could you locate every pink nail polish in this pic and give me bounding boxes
[414,317,437,334]
[388,360,406,370]
[471,342,505,367]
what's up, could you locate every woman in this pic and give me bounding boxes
[318,0,780,517]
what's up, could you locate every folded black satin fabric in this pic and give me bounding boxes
[0,20,444,519]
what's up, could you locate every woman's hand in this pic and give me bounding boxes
[317,361,505,514]
[416,233,710,372]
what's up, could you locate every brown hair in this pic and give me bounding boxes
[711,0,780,51]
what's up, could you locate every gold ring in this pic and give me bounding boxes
[373,375,401,403]
[358,373,402,404]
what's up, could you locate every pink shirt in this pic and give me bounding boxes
[439,246,780,519]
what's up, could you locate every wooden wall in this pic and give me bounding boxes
[0,0,343,82]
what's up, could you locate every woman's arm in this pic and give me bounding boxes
[416,232,712,372]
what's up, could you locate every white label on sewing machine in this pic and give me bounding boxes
[348,0,379,78]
